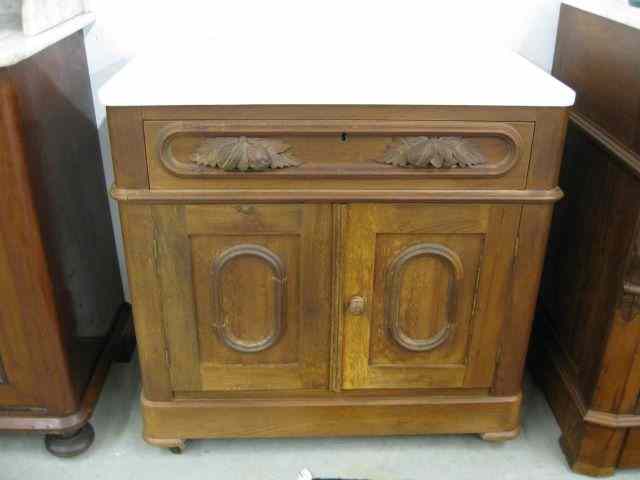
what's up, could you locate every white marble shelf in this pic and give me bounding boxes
[564,0,640,30]
[0,11,94,67]
[100,42,576,108]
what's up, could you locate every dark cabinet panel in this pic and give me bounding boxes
[0,31,131,457]
[531,5,640,476]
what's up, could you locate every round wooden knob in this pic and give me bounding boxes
[348,296,366,315]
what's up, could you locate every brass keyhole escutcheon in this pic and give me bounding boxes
[348,296,365,315]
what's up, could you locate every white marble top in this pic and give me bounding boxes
[564,0,640,30]
[0,11,94,67]
[100,41,576,108]
[22,0,87,36]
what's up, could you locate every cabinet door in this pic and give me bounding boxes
[340,204,520,390]
[155,204,332,393]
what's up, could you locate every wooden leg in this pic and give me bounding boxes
[479,426,521,442]
[44,423,95,458]
[145,436,187,454]
[169,445,185,455]
[560,435,617,477]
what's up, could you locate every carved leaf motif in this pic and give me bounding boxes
[191,137,301,172]
[379,137,486,169]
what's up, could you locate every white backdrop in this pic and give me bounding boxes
[83,0,566,298]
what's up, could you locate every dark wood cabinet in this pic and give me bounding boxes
[0,31,131,456]
[531,3,640,476]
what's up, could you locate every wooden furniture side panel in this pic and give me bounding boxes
[107,107,149,189]
[151,206,200,392]
[529,331,625,476]
[0,213,44,407]
[553,4,640,155]
[589,304,640,415]
[537,123,640,404]
[527,108,568,190]
[582,275,640,471]
[618,227,640,416]
[0,74,74,411]
[7,31,124,404]
[492,203,554,396]
[341,204,520,390]
[119,204,172,401]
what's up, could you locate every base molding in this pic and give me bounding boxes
[0,304,134,434]
[531,318,640,428]
[584,409,640,429]
[530,316,640,476]
[141,392,522,443]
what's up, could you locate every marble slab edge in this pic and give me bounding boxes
[0,12,95,68]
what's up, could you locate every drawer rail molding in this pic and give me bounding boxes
[111,186,564,204]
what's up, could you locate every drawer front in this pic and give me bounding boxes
[340,203,520,390]
[143,120,534,190]
[146,204,333,393]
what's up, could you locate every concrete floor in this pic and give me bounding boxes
[0,360,637,480]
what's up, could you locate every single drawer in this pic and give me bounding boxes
[143,120,534,190]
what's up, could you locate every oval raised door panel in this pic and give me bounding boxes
[385,243,464,352]
[211,244,286,353]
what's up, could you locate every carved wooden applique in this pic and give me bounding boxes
[379,137,487,169]
[211,244,286,353]
[191,137,301,172]
[384,243,464,352]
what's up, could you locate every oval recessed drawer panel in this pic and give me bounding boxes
[143,120,534,190]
